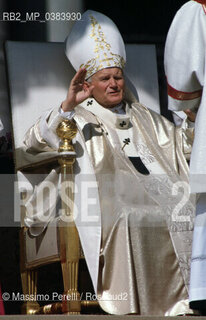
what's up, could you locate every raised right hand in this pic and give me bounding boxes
[61,68,94,112]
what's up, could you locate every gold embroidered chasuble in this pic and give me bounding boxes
[20,99,195,315]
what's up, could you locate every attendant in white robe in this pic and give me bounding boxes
[164,0,206,311]
[21,10,196,316]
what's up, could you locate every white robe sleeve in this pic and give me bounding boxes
[24,106,76,152]
[40,106,75,149]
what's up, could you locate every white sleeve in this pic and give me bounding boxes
[39,105,76,149]
[24,105,76,151]
[46,106,75,133]
[59,106,75,119]
[164,1,206,111]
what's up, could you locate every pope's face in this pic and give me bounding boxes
[89,67,125,108]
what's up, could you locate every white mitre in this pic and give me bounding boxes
[65,10,126,79]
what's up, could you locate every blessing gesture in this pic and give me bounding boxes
[62,68,94,112]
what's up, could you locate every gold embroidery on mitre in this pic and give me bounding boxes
[80,15,126,78]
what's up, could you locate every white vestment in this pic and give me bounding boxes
[20,97,195,315]
[164,0,206,306]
